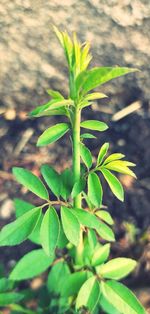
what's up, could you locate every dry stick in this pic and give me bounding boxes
[13,128,34,156]
[111,101,142,122]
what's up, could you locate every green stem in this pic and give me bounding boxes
[72,107,81,208]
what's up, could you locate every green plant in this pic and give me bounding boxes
[0,27,146,314]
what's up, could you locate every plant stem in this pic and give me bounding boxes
[72,106,81,208]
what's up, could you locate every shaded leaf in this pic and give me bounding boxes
[41,164,61,197]
[13,167,49,200]
[71,177,86,198]
[88,173,103,208]
[0,292,24,306]
[61,206,80,246]
[81,133,96,139]
[0,207,41,246]
[47,261,70,294]
[40,206,60,256]
[10,249,53,280]
[61,271,88,297]
[60,168,73,200]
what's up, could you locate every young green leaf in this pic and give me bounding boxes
[100,295,121,314]
[37,123,70,147]
[41,164,61,197]
[14,198,43,245]
[101,280,146,314]
[10,249,53,281]
[91,244,110,267]
[47,261,70,294]
[80,143,92,169]
[85,92,108,101]
[104,161,137,178]
[103,153,125,165]
[81,133,97,139]
[13,167,49,200]
[61,271,88,297]
[76,276,100,312]
[96,221,115,242]
[0,207,41,246]
[99,258,137,280]
[88,173,103,208]
[81,120,108,132]
[61,206,80,246]
[0,292,24,306]
[40,206,60,256]
[96,210,114,226]
[97,143,109,165]
[100,168,124,202]
[46,89,64,99]
[0,278,14,293]
[71,177,86,198]
[76,67,138,94]
[60,168,73,200]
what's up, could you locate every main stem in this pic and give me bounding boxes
[72,106,83,264]
[73,106,81,208]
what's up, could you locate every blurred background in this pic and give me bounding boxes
[0,0,150,312]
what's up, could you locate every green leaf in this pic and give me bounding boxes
[57,223,68,248]
[97,143,109,165]
[101,280,146,314]
[0,278,14,293]
[47,261,70,294]
[91,244,110,267]
[14,198,43,245]
[76,67,138,94]
[99,258,137,280]
[61,271,88,297]
[0,207,41,246]
[103,153,125,165]
[37,123,70,147]
[83,230,97,264]
[104,161,137,178]
[88,173,103,208]
[96,210,114,225]
[81,133,97,139]
[100,168,124,202]
[60,168,73,200]
[96,221,115,242]
[41,165,61,197]
[10,249,53,281]
[45,99,73,110]
[85,92,108,101]
[40,206,60,256]
[76,276,100,312]
[61,206,80,246]
[71,177,86,198]
[81,120,108,132]
[100,295,121,314]
[80,143,92,169]
[73,209,115,242]
[46,89,64,99]
[13,167,49,200]
[0,292,24,306]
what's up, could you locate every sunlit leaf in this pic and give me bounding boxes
[97,143,109,165]
[61,206,80,246]
[81,120,108,132]
[76,276,100,312]
[99,258,137,280]
[101,280,146,314]
[100,168,124,202]
[104,161,136,178]
[80,143,92,169]
[96,210,114,226]
[91,244,110,267]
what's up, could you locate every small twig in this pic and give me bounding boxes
[112,101,142,122]
[13,128,34,156]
